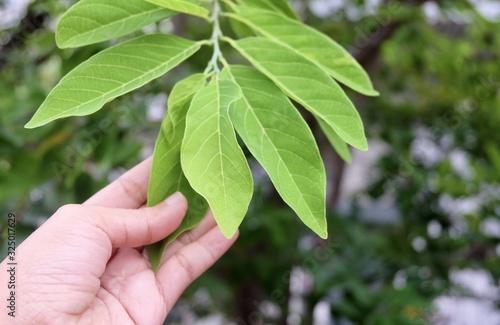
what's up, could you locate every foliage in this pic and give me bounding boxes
[23,0,377,269]
[1,0,499,324]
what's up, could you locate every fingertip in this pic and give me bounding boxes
[155,192,188,222]
[163,192,186,206]
[149,192,188,235]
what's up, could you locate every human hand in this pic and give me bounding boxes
[1,157,238,325]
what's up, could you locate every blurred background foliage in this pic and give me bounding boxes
[1,0,499,324]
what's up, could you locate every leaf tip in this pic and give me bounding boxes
[354,137,369,151]
[24,119,39,129]
[365,89,380,97]
[312,220,328,239]
[359,142,369,151]
[25,112,51,128]
[219,226,239,240]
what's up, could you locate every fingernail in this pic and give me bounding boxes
[164,192,185,205]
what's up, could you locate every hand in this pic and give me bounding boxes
[1,157,238,325]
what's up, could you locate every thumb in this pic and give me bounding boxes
[78,192,187,248]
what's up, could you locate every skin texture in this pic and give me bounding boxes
[0,157,238,325]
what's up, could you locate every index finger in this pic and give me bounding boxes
[83,157,152,209]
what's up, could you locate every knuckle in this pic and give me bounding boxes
[144,223,154,243]
[173,251,196,282]
[116,175,147,206]
[54,204,82,219]
[177,228,196,246]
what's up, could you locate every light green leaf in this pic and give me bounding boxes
[56,0,176,48]
[227,8,378,96]
[221,65,327,238]
[236,0,299,20]
[227,37,368,151]
[317,117,352,163]
[147,74,209,272]
[181,79,252,238]
[25,34,202,129]
[146,0,210,18]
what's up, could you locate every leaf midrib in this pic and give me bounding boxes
[34,40,200,126]
[227,37,366,150]
[226,69,321,230]
[225,12,336,80]
[228,10,377,97]
[226,38,345,138]
[215,83,230,219]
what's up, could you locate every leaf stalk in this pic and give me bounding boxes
[204,0,228,75]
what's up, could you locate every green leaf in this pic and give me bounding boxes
[237,0,299,20]
[147,74,209,272]
[181,79,252,238]
[227,8,378,96]
[221,65,327,238]
[226,37,368,151]
[25,34,202,129]
[146,0,210,18]
[220,0,255,38]
[56,0,176,48]
[317,118,352,163]
[229,19,255,38]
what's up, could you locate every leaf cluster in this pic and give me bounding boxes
[24,0,377,270]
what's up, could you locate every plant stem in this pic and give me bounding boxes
[204,0,227,75]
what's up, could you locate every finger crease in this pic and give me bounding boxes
[116,175,147,207]
[173,250,196,283]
